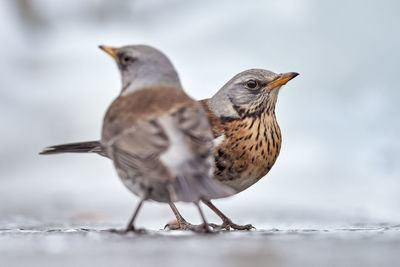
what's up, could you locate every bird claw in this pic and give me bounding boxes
[209,220,255,231]
[164,220,195,231]
[165,220,216,234]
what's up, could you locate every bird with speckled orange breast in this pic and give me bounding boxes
[167,69,298,230]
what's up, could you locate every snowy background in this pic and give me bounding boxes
[0,1,399,265]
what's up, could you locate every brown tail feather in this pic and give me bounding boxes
[39,141,105,156]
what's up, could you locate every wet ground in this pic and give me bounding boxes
[1,223,399,267]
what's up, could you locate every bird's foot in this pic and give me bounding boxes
[165,220,216,234]
[209,219,255,231]
[164,219,196,231]
[164,219,206,231]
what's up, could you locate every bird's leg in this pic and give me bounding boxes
[124,198,145,232]
[202,200,255,231]
[110,198,146,234]
[194,202,214,233]
[165,202,197,230]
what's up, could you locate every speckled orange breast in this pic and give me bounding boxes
[214,112,281,192]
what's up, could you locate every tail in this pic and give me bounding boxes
[39,141,105,156]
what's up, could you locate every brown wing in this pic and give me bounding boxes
[107,118,173,183]
[102,87,193,184]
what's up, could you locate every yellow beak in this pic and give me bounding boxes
[268,72,299,88]
[99,45,118,60]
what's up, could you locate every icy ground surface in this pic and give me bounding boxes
[1,220,399,267]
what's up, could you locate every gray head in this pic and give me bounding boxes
[99,45,182,95]
[209,69,298,119]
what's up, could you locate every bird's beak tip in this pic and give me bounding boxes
[282,72,299,80]
[268,71,299,87]
[99,45,117,59]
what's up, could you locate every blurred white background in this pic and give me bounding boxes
[0,0,399,230]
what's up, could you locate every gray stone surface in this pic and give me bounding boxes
[1,225,399,267]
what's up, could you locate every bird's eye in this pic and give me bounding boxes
[246,80,258,89]
[121,55,135,65]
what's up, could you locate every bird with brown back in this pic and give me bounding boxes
[41,44,233,233]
